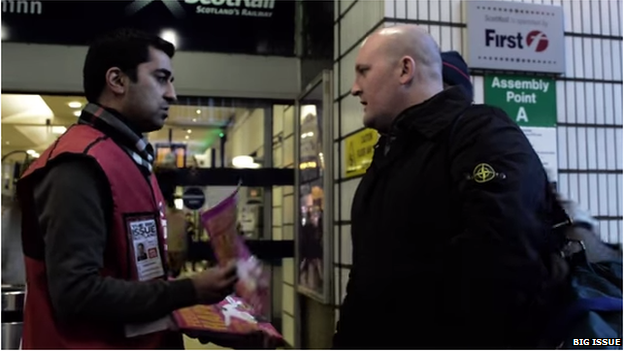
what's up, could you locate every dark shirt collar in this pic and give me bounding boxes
[389,86,472,139]
[101,106,144,138]
[78,103,155,174]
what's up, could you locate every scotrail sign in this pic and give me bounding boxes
[1,0,294,55]
[124,0,277,18]
[466,0,565,74]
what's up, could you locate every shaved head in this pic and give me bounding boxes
[351,25,444,132]
[379,26,442,80]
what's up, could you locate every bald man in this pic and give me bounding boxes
[333,26,565,349]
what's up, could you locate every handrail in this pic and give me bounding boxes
[1,150,30,163]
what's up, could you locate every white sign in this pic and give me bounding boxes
[521,127,558,182]
[129,218,165,281]
[466,1,565,74]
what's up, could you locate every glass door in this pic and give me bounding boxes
[294,70,333,304]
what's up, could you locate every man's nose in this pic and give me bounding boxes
[351,83,362,96]
[165,83,177,103]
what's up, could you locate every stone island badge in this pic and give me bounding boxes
[466,163,506,183]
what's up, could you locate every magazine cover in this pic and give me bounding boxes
[199,189,270,316]
[173,295,283,348]
[171,189,283,348]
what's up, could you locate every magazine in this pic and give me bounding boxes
[172,188,283,348]
[200,189,269,316]
[173,296,283,348]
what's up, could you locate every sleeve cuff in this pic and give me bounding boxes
[167,278,198,310]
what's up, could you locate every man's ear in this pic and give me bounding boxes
[398,56,416,85]
[105,67,126,95]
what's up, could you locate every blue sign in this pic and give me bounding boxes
[182,187,206,210]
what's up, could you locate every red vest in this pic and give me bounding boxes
[18,124,175,349]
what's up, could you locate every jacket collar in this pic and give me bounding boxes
[78,103,155,174]
[389,86,472,139]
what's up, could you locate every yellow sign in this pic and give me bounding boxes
[473,163,496,183]
[344,128,379,178]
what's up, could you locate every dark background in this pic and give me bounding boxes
[2,0,296,56]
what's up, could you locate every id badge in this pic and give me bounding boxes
[124,213,169,338]
[126,214,165,281]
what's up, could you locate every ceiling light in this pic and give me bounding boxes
[185,135,189,140]
[196,109,201,115]
[67,101,82,108]
[26,150,36,155]
[187,129,192,134]
[73,110,81,117]
[5,141,9,145]
[160,29,178,48]
[5,95,54,119]
[52,126,67,134]
[232,155,260,169]
[192,118,197,122]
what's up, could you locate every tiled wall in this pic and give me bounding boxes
[332,0,623,319]
[271,104,297,346]
[332,0,385,318]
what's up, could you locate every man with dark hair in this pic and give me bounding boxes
[82,27,176,131]
[17,28,238,349]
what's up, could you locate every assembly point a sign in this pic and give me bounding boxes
[484,74,558,181]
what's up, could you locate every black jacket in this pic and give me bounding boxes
[333,87,562,349]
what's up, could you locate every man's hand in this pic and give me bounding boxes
[191,261,238,305]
